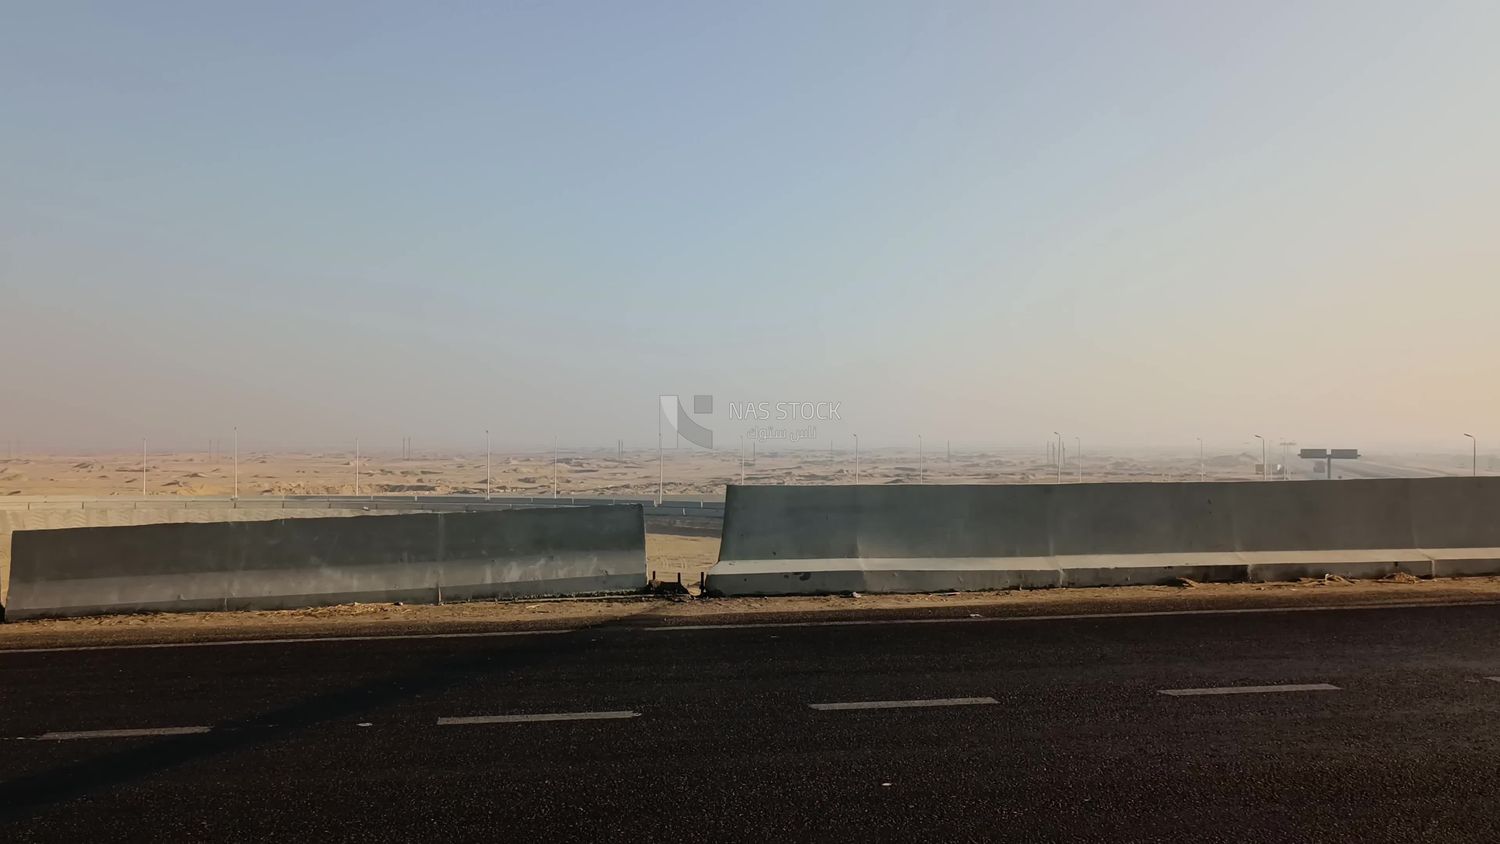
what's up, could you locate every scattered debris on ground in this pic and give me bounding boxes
[6,577,1500,651]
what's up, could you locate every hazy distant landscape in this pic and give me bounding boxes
[1,447,1489,498]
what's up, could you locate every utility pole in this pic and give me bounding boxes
[1465,433,1477,476]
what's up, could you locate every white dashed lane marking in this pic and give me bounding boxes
[809,697,999,711]
[1158,683,1340,697]
[37,726,213,740]
[436,711,641,725]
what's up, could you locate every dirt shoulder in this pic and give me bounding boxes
[5,576,1500,651]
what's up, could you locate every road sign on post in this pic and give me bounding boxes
[1299,447,1360,479]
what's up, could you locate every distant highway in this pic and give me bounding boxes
[1332,458,1455,480]
[1284,457,1457,481]
[3,603,1500,840]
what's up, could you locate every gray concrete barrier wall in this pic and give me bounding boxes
[0,495,722,606]
[0,505,426,608]
[5,505,646,620]
[711,478,1500,595]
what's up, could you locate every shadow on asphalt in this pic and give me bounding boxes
[0,612,650,823]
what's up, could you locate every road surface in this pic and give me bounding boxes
[1285,456,1455,481]
[3,604,1500,841]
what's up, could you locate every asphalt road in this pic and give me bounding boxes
[3,604,1500,842]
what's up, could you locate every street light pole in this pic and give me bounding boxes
[1053,432,1063,484]
[485,429,491,500]
[918,435,924,483]
[1253,434,1265,480]
[552,436,559,498]
[1465,433,1477,476]
[354,437,360,496]
[853,434,860,484]
[141,437,147,496]
[1197,437,1204,482]
[1075,436,1082,481]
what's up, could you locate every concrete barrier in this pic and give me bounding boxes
[707,478,1500,596]
[0,504,436,608]
[5,505,646,620]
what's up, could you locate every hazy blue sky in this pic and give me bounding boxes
[4,1,1498,453]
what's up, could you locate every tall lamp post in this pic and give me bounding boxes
[918,435,924,483]
[1197,437,1204,482]
[485,429,491,501]
[1465,433,1477,476]
[1053,432,1063,484]
[853,434,860,484]
[1253,434,1266,480]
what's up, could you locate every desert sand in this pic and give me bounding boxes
[0,446,1272,499]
